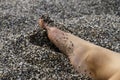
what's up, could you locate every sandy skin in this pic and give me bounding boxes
[39,19,120,80]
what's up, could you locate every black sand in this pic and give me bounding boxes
[0,0,120,80]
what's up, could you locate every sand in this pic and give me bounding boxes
[0,0,120,80]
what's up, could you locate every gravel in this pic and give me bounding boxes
[0,0,120,80]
